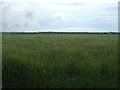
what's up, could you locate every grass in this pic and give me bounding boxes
[2,34,118,88]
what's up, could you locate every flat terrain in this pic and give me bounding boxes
[2,34,118,88]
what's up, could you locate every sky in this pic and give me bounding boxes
[0,0,119,32]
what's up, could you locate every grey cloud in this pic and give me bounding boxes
[55,16,63,20]
[24,22,29,27]
[25,11,34,19]
[14,23,21,27]
[2,22,8,27]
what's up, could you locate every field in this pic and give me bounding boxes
[2,34,118,88]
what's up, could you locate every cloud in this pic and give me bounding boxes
[25,11,34,19]
[1,0,118,32]
[3,0,119,3]
[54,12,65,19]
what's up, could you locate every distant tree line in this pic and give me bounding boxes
[2,31,120,34]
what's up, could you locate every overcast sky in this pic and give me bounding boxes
[1,0,119,32]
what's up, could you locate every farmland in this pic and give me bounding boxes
[2,34,118,88]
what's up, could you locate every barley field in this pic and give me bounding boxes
[2,34,118,88]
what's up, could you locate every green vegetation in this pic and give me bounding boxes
[2,34,118,88]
